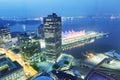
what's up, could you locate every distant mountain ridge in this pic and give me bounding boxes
[0,18,41,27]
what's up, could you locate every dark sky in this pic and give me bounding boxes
[0,0,120,17]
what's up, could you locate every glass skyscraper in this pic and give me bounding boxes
[43,13,62,60]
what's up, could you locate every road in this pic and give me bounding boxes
[85,53,120,70]
[0,48,38,78]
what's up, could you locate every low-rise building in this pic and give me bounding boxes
[85,70,115,80]
[55,54,74,70]
[0,27,11,43]
[0,53,26,80]
[19,33,41,65]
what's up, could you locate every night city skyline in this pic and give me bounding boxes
[0,0,120,80]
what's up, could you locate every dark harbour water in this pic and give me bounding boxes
[62,18,120,58]
[9,17,120,59]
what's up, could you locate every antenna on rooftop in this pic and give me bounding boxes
[22,25,26,32]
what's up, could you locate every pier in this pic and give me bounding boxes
[62,32,109,50]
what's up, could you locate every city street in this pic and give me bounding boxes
[0,48,38,78]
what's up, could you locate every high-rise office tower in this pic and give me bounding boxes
[43,13,62,60]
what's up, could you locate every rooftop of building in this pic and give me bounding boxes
[43,13,61,20]
[36,61,53,72]
[56,54,73,65]
[0,53,6,58]
[34,76,52,80]
[51,70,78,80]
[48,13,58,17]
[0,56,23,78]
[33,70,79,80]
[85,70,115,80]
